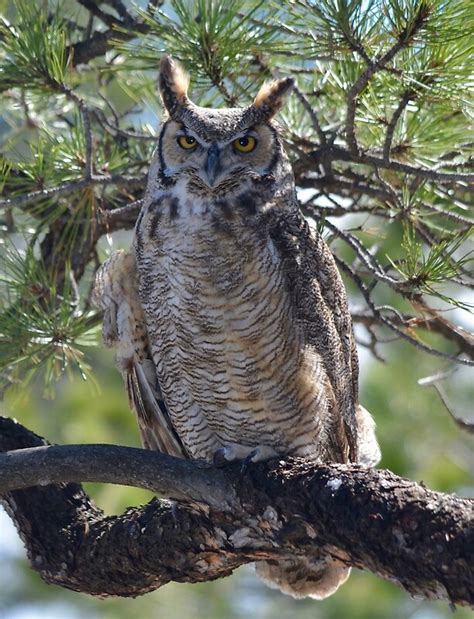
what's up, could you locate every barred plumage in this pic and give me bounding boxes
[93,55,380,600]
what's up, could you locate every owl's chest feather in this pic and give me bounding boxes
[136,192,330,459]
[144,196,284,335]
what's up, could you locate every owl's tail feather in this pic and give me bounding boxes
[255,557,351,599]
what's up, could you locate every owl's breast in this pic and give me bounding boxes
[135,192,336,461]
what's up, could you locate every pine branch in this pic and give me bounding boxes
[358,153,474,183]
[333,257,474,367]
[297,145,474,184]
[1,417,473,606]
[0,174,146,208]
[345,3,432,155]
[68,18,151,66]
[383,90,413,162]
[81,107,94,179]
[75,0,118,28]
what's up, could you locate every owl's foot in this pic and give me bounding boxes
[213,444,278,470]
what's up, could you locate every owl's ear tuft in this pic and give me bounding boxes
[159,55,190,117]
[253,77,294,118]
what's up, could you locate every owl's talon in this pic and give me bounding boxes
[213,448,229,468]
[213,444,278,470]
[195,457,213,469]
[240,449,259,474]
[170,500,179,526]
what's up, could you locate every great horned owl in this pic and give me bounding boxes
[93,56,380,599]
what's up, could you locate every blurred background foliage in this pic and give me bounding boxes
[0,0,473,617]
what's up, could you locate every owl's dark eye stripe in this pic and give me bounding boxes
[178,135,197,149]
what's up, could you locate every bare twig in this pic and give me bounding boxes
[295,170,394,204]
[102,0,134,23]
[81,106,94,179]
[295,145,474,186]
[419,201,474,227]
[147,0,164,13]
[103,198,143,220]
[431,383,474,434]
[334,257,474,366]
[93,108,157,140]
[292,85,327,146]
[318,217,395,282]
[360,153,474,183]
[418,372,474,434]
[411,296,474,360]
[69,20,151,66]
[383,91,413,162]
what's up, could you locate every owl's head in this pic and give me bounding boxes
[155,56,294,198]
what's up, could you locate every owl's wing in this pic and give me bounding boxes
[268,205,360,462]
[92,251,188,459]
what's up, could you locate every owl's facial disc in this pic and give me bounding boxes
[160,120,279,191]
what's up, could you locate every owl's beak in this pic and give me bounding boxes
[205,144,221,186]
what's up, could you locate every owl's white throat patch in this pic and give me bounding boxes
[156,179,212,223]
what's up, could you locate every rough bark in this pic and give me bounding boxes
[1,416,473,606]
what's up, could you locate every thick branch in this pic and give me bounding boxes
[0,443,236,512]
[1,417,473,606]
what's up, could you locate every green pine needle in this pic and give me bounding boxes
[0,2,71,93]
[0,243,100,396]
[387,224,473,309]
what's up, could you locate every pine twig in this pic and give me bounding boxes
[345,4,432,156]
[76,0,118,28]
[432,383,474,434]
[0,175,146,208]
[383,91,413,162]
[292,85,327,146]
[334,256,474,367]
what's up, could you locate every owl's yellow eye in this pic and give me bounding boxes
[178,135,197,150]
[233,136,257,153]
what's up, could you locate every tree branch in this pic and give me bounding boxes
[0,442,236,512]
[69,14,151,66]
[345,3,432,156]
[333,257,474,367]
[75,0,118,27]
[1,417,473,606]
[0,174,146,208]
[383,90,413,162]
